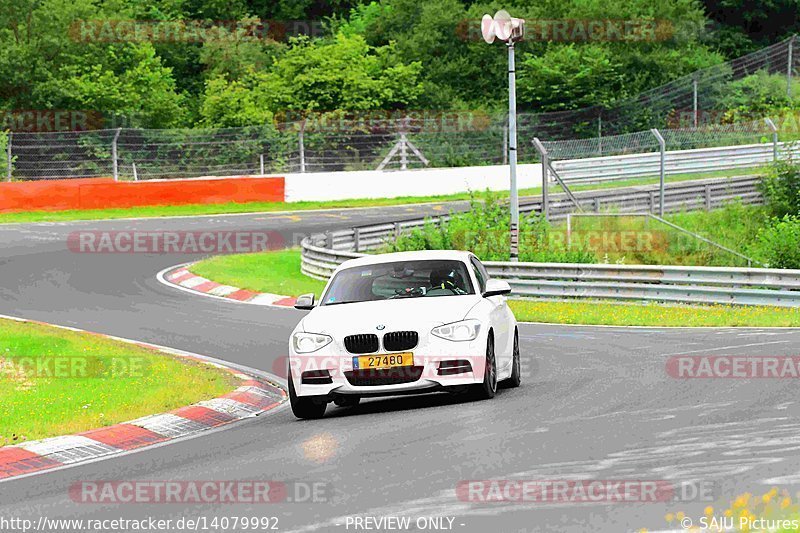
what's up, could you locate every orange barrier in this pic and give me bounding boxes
[0,176,285,213]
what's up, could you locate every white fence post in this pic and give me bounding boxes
[765,118,779,161]
[299,122,306,173]
[650,128,666,216]
[6,132,11,181]
[399,132,408,171]
[259,154,265,175]
[789,36,795,98]
[532,137,549,221]
[112,128,121,181]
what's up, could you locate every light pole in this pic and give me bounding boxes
[482,10,525,261]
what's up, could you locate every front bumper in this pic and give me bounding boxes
[289,337,487,398]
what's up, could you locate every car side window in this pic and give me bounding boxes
[470,257,487,293]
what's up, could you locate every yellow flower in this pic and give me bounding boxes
[704,506,713,516]
[781,497,791,509]
[676,512,685,520]
[734,493,750,508]
[664,513,674,523]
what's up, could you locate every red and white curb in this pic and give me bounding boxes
[0,314,287,482]
[159,263,297,308]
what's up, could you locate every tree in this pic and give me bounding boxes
[703,0,799,57]
[200,32,424,126]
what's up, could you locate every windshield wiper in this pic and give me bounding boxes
[322,300,363,306]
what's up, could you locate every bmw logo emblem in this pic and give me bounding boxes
[376,324,386,330]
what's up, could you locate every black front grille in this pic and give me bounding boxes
[383,331,418,352]
[344,367,424,386]
[344,334,379,354]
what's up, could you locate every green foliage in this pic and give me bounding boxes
[383,191,597,263]
[716,71,800,120]
[759,159,800,218]
[200,33,424,126]
[0,0,789,133]
[517,45,625,111]
[199,76,276,127]
[753,215,800,269]
[0,130,9,177]
[0,0,189,128]
[703,0,799,57]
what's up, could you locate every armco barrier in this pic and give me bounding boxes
[0,176,284,213]
[299,176,800,307]
[552,142,800,183]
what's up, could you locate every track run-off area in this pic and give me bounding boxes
[1,201,799,532]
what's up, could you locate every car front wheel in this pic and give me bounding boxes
[470,333,497,400]
[288,374,328,419]
[501,328,521,388]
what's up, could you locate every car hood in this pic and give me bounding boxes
[300,295,482,336]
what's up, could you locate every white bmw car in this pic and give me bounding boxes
[287,250,520,419]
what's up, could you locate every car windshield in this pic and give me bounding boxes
[321,259,474,306]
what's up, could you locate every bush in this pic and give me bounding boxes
[759,159,800,218]
[383,191,596,263]
[753,215,800,269]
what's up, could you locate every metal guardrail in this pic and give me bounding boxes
[530,175,761,220]
[552,142,800,183]
[299,175,800,307]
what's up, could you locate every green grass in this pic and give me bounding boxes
[507,299,800,327]
[0,168,760,225]
[189,249,798,327]
[191,249,327,297]
[556,202,769,267]
[0,319,237,445]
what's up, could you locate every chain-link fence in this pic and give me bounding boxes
[4,116,513,180]
[532,118,795,217]
[3,35,798,180]
[538,119,786,175]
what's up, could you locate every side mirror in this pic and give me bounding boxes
[294,293,316,310]
[483,279,511,298]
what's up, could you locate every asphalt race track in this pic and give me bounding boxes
[1,203,800,532]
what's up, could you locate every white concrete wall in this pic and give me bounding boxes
[284,164,542,202]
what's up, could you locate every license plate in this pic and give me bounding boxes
[353,352,414,370]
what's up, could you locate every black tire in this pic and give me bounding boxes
[288,374,327,419]
[501,328,521,389]
[333,396,361,408]
[470,333,497,400]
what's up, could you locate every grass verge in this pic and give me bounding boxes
[507,299,800,327]
[188,249,798,327]
[0,319,237,445]
[0,169,758,225]
[191,249,327,297]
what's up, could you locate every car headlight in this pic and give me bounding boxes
[431,319,481,342]
[292,332,333,353]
